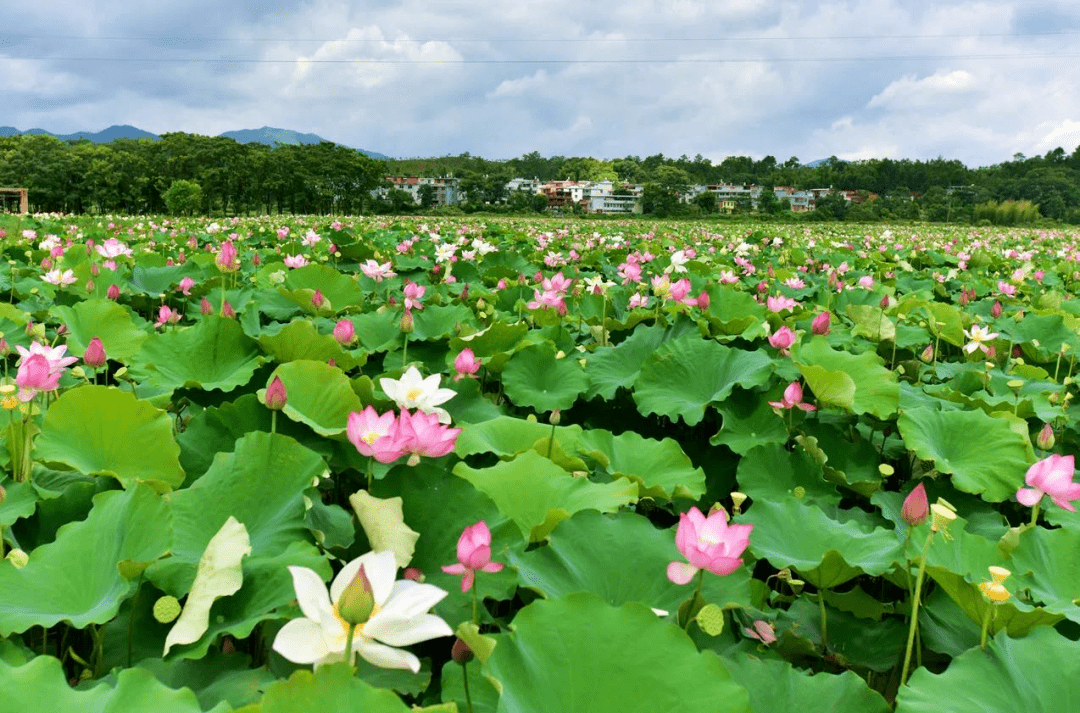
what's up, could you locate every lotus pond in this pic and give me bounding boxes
[1,214,1080,712]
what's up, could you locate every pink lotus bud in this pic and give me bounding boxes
[451,638,475,665]
[454,348,481,381]
[0,338,8,357]
[902,483,929,526]
[311,289,325,308]
[90,263,100,277]
[201,297,214,315]
[327,358,336,368]
[992,300,1002,318]
[333,319,356,345]
[920,345,933,363]
[85,280,94,292]
[497,278,508,290]
[265,376,287,410]
[442,520,505,592]
[880,294,890,309]
[215,240,239,272]
[401,309,414,334]
[403,567,424,582]
[252,253,261,267]
[768,326,796,354]
[221,301,235,319]
[40,257,52,270]
[1037,423,1056,451]
[695,291,710,310]
[83,337,107,368]
[56,324,68,337]
[107,284,120,300]
[811,311,831,335]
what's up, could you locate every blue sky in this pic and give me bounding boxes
[2,0,1079,166]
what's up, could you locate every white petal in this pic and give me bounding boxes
[379,377,403,402]
[273,617,331,665]
[331,551,398,606]
[382,580,450,618]
[364,612,452,647]
[288,566,333,623]
[354,637,421,673]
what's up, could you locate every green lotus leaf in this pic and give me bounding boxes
[261,360,363,436]
[136,650,276,710]
[777,596,906,671]
[483,593,752,713]
[0,485,171,635]
[254,662,409,713]
[128,262,191,296]
[132,316,262,392]
[146,432,326,597]
[1009,524,1080,622]
[897,407,1031,502]
[50,298,148,361]
[370,463,519,628]
[0,477,38,528]
[511,510,751,612]
[0,654,226,713]
[164,517,251,655]
[896,626,1080,713]
[793,337,899,418]
[926,301,966,347]
[743,498,903,588]
[702,285,767,335]
[499,342,588,414]
[847,304,895,342]
[453,450,638,542]
[721,656,890,713]
[633,334,773,426]
[454,416,584,458]
[711,390,790,455]
[736,443,839,505]
[257,320,362,371]
[584,323,667,399]
[36,385,184,491]
[440,659,500,713]
[575,428,706,501]
[283,263,363,309]
[412,304,476,341]
[450,321,529,372]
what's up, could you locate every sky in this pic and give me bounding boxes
[2,0,1080,168]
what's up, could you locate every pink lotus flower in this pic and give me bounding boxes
[347,406,407,464]
[333,319,356,345]
[16,353,60,393]
[397,409,461,466]
[454,348,481,381]
[361,259,396,282]
[811,312,831,335]
[766,295,798,313]
[667,506,752,584]
[403,282,425,311]
[768,326,796,355]
[441,521,505,592]
[155,305,181,328]
[1017,454,1080,511]
[178,276,195,296]
[768,382,817,412]
[215,240,240,272]
[283,254,308,269]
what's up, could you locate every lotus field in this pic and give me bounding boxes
[4,214,1080,712]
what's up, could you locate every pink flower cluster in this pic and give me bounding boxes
[347,406,461,467]
[528,271,572,315]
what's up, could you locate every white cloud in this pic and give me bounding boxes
[867,70,977,109]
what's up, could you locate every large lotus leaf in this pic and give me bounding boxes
[711,390,790,455]
[0,485,171,635]
[0,477,38,528]
[793,337,899,418]
[128,262,191,296]
[164,517,251,655]
[897,407,1031,502]
[703,284,767,335]
[253,662,409,713]
[926,301,966,347]
[776,596,906,671]
[1009,525,1080,622]
[50,298,148,361]
[411,304,476,341]
[922,519,1062,637]
[721,656,890,713]
[450,321,529,371]
[0,654,227,713]
[453,450,638,542]
[370,463,520,628]
[137,651,276,711]
[146,432,326,596]
[501,342,588,414]
[133,316,262,392]
[846,304,895,342]
[261,360,363,436]
[36,385,184,491]
[483,593,752,713]
[454,415,584,458]
[584,323,667,399]
[283,263,363,309]
[1005,312,1080,356]
[743,498,903,589]
[511,510,751,612]
[896,626,1080,713]
[633,334,773,426]
[736,443,839,505]
[257,320,361,371]
[575,429,706,501]
[441,659,500,713]
[352,310,404,353]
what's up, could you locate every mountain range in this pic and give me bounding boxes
[0,124,390,159]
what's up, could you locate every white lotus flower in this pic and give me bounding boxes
[273,550,452,672]
[380,366,456,424]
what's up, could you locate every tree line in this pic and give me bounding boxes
[3,131,1080,223]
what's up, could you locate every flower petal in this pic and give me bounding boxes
[364,612,453,647]
[1016,487,1043,507]
[273,617,332,665]
[288,566,333,623]
[667,561,698,585]
[331,551,397,606]
[353,638,421,673]
[382,580,450,618]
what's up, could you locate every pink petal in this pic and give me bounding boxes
[1016,487,1043,507]
[667,561,698,585]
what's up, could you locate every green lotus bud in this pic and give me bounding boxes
[337,565,376,625]
[1037,423,1056,451]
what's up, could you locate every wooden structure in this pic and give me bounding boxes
[0,188,28,214]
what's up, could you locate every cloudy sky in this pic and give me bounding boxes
[3,1,1080,167]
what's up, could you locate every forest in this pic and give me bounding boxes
[2,131,1079,223]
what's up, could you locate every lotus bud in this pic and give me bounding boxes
[201,297,214,315]
[265,376,287,410]
[902,482,929,526]
[333,319,356,346]
[811,311,831,335]
[311,289,325,308]
[0,482,5,505]
[401,309,414,334]
[920,345,933,363]
[549,409,561,426]
[337,565,376,625]
[0,338,8,357]
[221,301,235,319]
[991,300,1002,318]
[85,279,95,292]
[403,567,425,582]
[83,337,107,368]
[451,637,475,665]
[107,284,120,300]
[1037,423,1055,451]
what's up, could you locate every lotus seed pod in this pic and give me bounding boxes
[154,596,182,623]
[695,604,725,636]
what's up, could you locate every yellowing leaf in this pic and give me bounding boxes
[349,491,419,569]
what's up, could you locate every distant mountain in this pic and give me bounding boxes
[0,124,389,159]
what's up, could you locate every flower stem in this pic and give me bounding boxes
[462,661,475,713]
[818,587,828,650]
[546,422,556,459]
[1030,502,1041,527]
[401,332,409,369]
[270,410,277,436]
[344,624,356,671]
[471,581,479,626]
[979,600,993,651]
[901,530,934,685]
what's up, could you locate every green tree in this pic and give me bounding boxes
[162,179,203,216]
[692,190,718,214]
[418,184,438,208]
